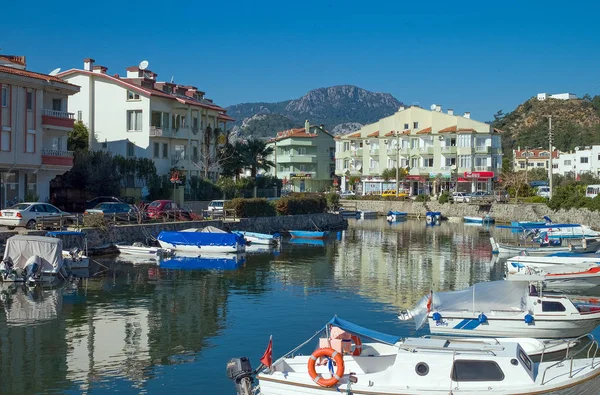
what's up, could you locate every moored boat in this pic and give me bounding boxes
[157,227,246,253]
[426,211,441,225]
[116,242,174,257]
[232,230,280,245]
[46,231,90,269]
[288,230,329,239]
[386,211,407,222]
[464,215,494,224]
[398,280,600,338]
[227,316,600,395]
[490,236,600,256]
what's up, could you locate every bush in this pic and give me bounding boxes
[438,191,450,204]
[224,198,276,218]
[415,194,430,202]
[325,193,340,210]
[522,196,548,203]
[275,193,327,215]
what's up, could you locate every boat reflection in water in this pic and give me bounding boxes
[158,252,246,270]
[0,282,63,326]
[287,238,327,247]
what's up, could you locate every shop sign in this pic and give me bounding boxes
[463,171,494,179]
[290,173,312,180]
[429,172,451,179]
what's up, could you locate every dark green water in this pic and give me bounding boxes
[0,219,502,394]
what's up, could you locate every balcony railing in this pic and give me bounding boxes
[442,146,457,153]
[42,149,74,157]
[42,109,74,119]
[150,126,172,138]
[475,146,489,153]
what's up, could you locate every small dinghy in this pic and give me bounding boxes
[227,316,600,395]
[116,242,174,257]
[464,215,494,224]
[386,211,407,222]
[232,231,280,245]
[288,230,330,239]
[46,231,90,269]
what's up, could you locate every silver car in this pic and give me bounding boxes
[452,192,470,203]
[0,202,71,230]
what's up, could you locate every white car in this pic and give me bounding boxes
[0,202,71,230]
[340,190,356,198]
[452,192,470,203]
[207,200,227,216]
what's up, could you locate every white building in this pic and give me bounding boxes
[0,54,79,206]
[554,146,600,177]
[537,92,578,101]
[58,59,234,182]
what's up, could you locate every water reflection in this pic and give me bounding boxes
[0,219,504,394]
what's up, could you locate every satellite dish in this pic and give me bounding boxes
[356,164,362,171]
[139,60,149,70]
[430,104,437,111]
[49,68,61,76]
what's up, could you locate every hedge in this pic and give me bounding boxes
[224,198,276,218]
[275,193,327,215]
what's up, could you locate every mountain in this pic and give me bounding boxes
[492,95,600,152]
[227,85,403,139]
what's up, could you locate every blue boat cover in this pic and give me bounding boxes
[426,211,441,216]
[157,231,245,247]
[46,231,86,236]
[387,211,407,216]
[327,316,400,345]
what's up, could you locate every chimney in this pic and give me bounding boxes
[463,112,471,119]
[92,65,108,74]
[435,104,442,112]
[447,109,454,116]
[399,105,405,111]
[83,58,95,71]
[305,119,310,133]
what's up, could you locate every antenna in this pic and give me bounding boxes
[49,68,61,76]
[139,60,149,70]
[170,76,174,83]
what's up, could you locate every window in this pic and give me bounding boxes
[297,147,307,155]
[458,155,471,168]
[446,157,456,167]
[519,161,525,169]
[127,141,135,157]
[174,145,186,160]
[52,98,62,111]
[1,86,7,107]
[413,122,419,129]
[411,157,418,168]
[518,348,532,371]
[581,157,589,164]
[127,90,140,100]
[162,143,168,158]
[451,360,504,382]
[539,152,549,157]
[151,111,162,127]
[299,165,306,172]
[127,110,142,132]
[410,138,418,149]
[26,91,33,110]
[536,162,544,167]
[564,160,571,166]
[403,123,409,130]
[542,301,566,312]
[369,159,378,169]
[77,110,82,121]
[153,142,160,158]
[598,154,600,161]
[458,135,471,147]
[1,129,11,152]
[51,137,62,151]
[343,142,350,151]
[26,129,35,153]
[424,158,434,167]
[101,141,108,149]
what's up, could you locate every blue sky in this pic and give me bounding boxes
[3,0,599,121]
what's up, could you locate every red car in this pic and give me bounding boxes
[146,200,192,220]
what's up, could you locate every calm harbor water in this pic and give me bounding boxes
[1,219,506,394]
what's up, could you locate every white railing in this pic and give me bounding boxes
[42,149,74,157]
[42,109,74,119]
[150,126,172,137]
[475,146,489,153]
[475,166,491,171]
[442,146,456,152]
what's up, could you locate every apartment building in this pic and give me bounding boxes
[554,146,600,177]
[265,120,335,192]
[512,147,559,172]
[335,105,502,195]
[58,59,234,182]
[0,55,79,206]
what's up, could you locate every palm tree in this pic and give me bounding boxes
[241,139,275,179]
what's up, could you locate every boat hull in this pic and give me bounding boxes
[464,216,494,224]
[156,231,245,253]
[157,240,242,253]
[288,231,329,239]
[491,237,592,256]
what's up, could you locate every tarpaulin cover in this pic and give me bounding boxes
[157,231,245,247]
[3,235,63,272]
[327,316,400,345]
[405,281,529,330]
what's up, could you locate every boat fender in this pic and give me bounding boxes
[308,348,345,387]
[524,314,534,324]
[432,312,442,321]
[478,313,487,323]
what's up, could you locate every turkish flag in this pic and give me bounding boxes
[426,291,433,313]
[260,336,273,368]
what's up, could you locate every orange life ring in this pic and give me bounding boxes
[351,335,362,356]
[307,347,345,387]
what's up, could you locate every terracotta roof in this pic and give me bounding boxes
[272,128,317,141]
[401,129,411,135]
[217,114,235,122]
[493,128,503,133]
[0,65,79,87]
[438,126,457,133]
[347,132,361,138]
[515,149,559,159]
[458,128,476,133]
[367,131,379,137]
[0,55,27,67]
[416,127,432,134]
[58,69,228,113]
[384,131,394,137]
[334,135,341,140]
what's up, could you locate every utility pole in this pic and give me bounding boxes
[525,147,528,185]
[396,132,400,195]
[274,139,278,179]
[545,115,554,199]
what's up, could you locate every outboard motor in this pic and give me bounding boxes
[23,255,43,285]
[70,247,82,261]
[226,357,254,395]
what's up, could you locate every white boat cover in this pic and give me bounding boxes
[405,281,530,329]
[181,226,227,233]
[3,235,63,271]
[2,286,62,326]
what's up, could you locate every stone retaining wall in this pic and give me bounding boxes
[343,200,600,228]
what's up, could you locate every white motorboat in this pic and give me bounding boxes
[227,316,600,395]
[398,280,600,338]
[506,255,600,274]
[62,248,89,270]
[0,235,68,285]
[232,230,280,246]
[508,265,600,294]
[157,226,246,253]
[490,236,600,256]
[116,242,174,257]
[46,231,90,269]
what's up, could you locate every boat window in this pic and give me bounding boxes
[542,301,566,312]
[415,362,429,376]
[518,348,532,371]
[451,360,505,382]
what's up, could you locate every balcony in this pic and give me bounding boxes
[150,126,172,138]
[475,145,490,154]
[442,146,457,154]
[41,109,75,130]
[474,166,492,172]
[419,147,434,155]
[369,148,380,156]
[41,149,74,166]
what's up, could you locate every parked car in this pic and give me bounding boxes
[382,189,409,198]
[340,190,356,198]
[84,202,139,221]
[536,186,551,198]
[0,202,71,230]
[469,190,494,203]
[452,192,470,203]
[146,200,192,220]
[206,200,227,217]
[85,196,123,210]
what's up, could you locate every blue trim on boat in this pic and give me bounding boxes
[327,316,400,345]
[288,230,330,239]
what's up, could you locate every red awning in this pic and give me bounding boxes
[463,171,494,179]
[405,175,426,181]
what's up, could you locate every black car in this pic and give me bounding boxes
[85,196,123,210]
